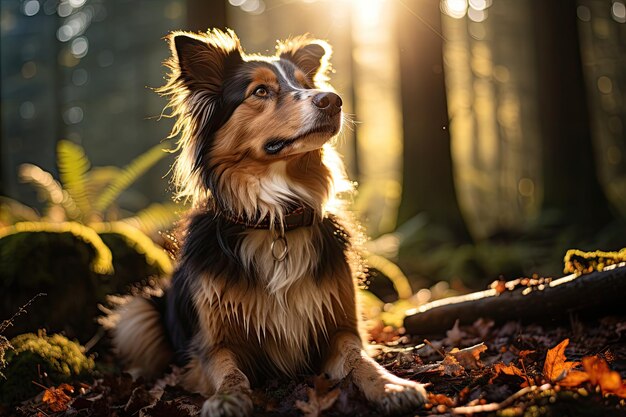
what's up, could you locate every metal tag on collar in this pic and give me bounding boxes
[271,223,288,262]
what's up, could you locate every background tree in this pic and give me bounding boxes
[395,0,472,243]
[531,0,615,231]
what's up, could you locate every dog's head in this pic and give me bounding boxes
[160,29,345,217]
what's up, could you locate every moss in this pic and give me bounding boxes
[0,222,168,339]
[563,248,626,275]
[0,332,94,405]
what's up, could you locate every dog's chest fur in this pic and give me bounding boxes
[191,227,344,378]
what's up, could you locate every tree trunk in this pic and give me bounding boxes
[186,0,227,32]
[531,0,615,228]
[395,0,472,242]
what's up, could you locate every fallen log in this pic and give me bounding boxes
[404,263,626,335]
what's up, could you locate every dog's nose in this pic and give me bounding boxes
[312,92,342,116]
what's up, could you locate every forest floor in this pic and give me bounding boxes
[6,312,626,417]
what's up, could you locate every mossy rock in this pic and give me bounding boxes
[0,230,103,339]
[0,224,170,340]
[0,332,94,405]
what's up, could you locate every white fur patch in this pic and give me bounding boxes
[108,297,172,378]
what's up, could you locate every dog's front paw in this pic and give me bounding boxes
[362,374,427,415]
[201,390,253,417]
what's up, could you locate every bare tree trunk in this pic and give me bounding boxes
[531,0,615,228]
[395,0,472,243]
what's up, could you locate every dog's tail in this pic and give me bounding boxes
[101,295,173,378]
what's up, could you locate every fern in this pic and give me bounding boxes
[0,197,40,224]
[91,221,173,274]
[94,144,170,213]
[366,253,414,299]
[57,140,93,220]
[18,164,80,220]
[0,221,114,274]
[121,202,181,237]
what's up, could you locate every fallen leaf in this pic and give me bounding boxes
[543,339,579,383]
[449,343,487,370]
[583,356,626,398]
[558,370,590,387]
[441,354,465,376]
[295,376,341,417]
[490,363,526,383]
[42,383,74,412]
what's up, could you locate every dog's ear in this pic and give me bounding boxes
[169,29,242,93]
[277,37,332,86]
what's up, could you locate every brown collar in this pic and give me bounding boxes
[221,205,317,231]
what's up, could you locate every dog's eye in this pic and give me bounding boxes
[253,86,269,97]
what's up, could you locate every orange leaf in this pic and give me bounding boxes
[449,343,487,370]
[558,370,590,387]
[490,363,534,387]
[490,363,525,382]
[582,356,626,398]
[441,355,465,377]
[42,383,74,412]
[543,339,580,382]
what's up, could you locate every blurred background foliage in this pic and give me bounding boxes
[1,0,626,332]
[0,140,177,340]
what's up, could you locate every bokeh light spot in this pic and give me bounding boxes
[468,7,487,22]
[21,61,37,79]
[57,25,73,42]
[164,1,183,19]
[57,1,73,17]
[23,0,41,16]
[72,68,89,86]
[20,102,36,119]
[577,5,591,22]
[71,36,89,58]
[64,106,84,124]
[442,0,468,19]
[597,76,613,94]
[612,1,626,23]
[518,178,534,197]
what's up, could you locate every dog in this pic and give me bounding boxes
[108,29,426,416]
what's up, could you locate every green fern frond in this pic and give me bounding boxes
[94,144,170,213]
[18,164,64,207]
[57,140,93,220]
[0,197,40,224]
[365,253,414,300]
[121,202,181,236]
[0,221,113,274]
[87,166,121,195]
[92,221,173,274]
[18,164,81,220]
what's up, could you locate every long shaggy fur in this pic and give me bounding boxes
[110,28,426,416]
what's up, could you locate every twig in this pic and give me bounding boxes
[83,327,105,352]
[0,293,46,333]
[424,339,446,358]
[452,384,551,415]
